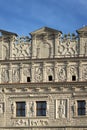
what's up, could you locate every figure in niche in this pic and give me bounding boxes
[11,103,15,115]
[12,69,19,82]
[82,66,87,80]
[1,69,9,83]
[58,68,66,81]
[35,68,42,82]
[58,100,66,118]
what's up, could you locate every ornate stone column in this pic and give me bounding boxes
[66,62,69,81]
[31,62,35,82]
[20,63,23,83]
[54,61,58,82]
[78,61,82,81]
[8,63,12,83]
[43,62,46,82]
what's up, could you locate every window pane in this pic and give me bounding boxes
[16,102,26,117]
[36,101,46,116]
[77,100,86,116]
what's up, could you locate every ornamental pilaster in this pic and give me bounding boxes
[31,62,35,82]
[79,61,82,81]
[20,63,23,83]
[43,62,46,82]
[8,63,12,83]
[54,61,58,82]
[66,62,69,81]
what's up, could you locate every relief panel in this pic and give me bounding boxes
[57,65,66,81]
[69,65,78,81]
[13,119,28,126]
[34,66,43,82]
[56,99,67,119]
[12,68,20,83]
[30,119,48,126]
[82,65,87,81]
[46,66,54,81]
[23,67,31,82]
[12,36,31,59]
[1,67,9,83]
[57,39,78,57]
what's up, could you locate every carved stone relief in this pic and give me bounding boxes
[57,40,78,57]
[29,101,35,117]
[11,102,15,115]
[0,94,4,102]
[13,119,28,126]
[56,99,67,118]
[34,67,42,82]
[23,68,31,76]
[1,68,9,83]
[57,66,66,81]
[30,119,48,126]
[69,65,78,80]
[46,66,54,78]
[23,67,31,82]
[0,103,4,114]
[12,39,31,59]
[3,42,9,60]
[12,68,20,82]
[82,65,87,81]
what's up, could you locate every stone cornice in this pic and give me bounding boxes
[0,81,87,94]
[0,56,87,64]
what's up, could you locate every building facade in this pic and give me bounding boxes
[0,26,87,130]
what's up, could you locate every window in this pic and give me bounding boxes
[16,102,26,117]
[48,75,53,81]
[36,101,46,116]
[27,77,30,82]
[77,100,86,116]
[72,75,76,81]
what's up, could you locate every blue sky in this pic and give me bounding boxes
[0,0,87,36]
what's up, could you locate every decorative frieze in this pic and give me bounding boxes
[30,119,48,126]
[13,119,28,126]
